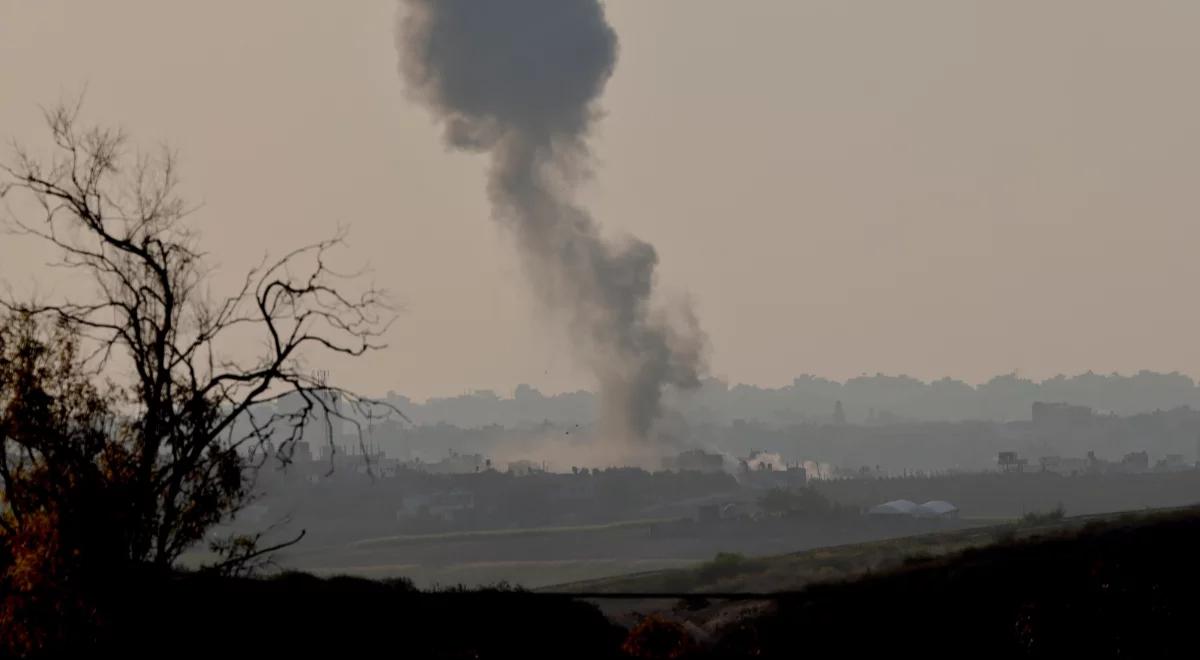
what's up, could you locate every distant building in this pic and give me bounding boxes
[423,450,489,475]
[1040,455,1090,476]
[507,459,544,476]
[1155,454,1191,472]
[739,450,785,472]
[1117,451,1150,473]
[998,451,1028,473]
[662,449,725,473]
[1039,450,1158,475]
[736,451,806,489]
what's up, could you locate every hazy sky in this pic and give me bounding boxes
[3,1,1200,399]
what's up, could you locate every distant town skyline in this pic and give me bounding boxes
[5,1,1200,399]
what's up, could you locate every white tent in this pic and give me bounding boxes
[867,499,919,516]
[915,500,959,518]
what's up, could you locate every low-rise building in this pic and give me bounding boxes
[662,449,726,474]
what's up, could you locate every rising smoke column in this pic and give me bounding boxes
[397,0,704,444]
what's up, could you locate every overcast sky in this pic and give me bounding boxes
[3,1,1200,399]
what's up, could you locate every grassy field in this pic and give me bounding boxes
[547,507,1165,595]
[278,517,690,588]
[343,517,675,549]
[276,512,1067,590]
[305,557,697,589]
[251,505,1173,593]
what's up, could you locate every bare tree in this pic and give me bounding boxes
[0,101,398,570]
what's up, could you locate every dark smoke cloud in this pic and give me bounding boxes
[397,0,705,445]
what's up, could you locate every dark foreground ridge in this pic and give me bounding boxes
[706,506,1200,658]
[73,506,1200,657]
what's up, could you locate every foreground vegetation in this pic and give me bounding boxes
[0,104,399,655]
[10,505,1183,657]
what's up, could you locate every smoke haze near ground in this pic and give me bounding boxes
[396,0,705,448]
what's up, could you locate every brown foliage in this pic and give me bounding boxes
[0,101,395,567]
[622,614,699,659]
[0,314,132,654]
[0,103,397,653]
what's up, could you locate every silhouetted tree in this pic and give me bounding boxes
[0,101,395,574]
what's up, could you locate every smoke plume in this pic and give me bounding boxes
[397,0,704,445]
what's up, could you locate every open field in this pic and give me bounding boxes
[253,470,1200,590]
[550,506,1179,596]
[305,558,696,589]
[289,518,688,587]
[343,517,675,548]
[275,514,983,588]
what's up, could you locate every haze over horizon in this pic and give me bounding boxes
[5,0,1200,400]
[390,369,1200,404]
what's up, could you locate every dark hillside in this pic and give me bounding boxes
[712,507,1200,658]
[55,507,1200,658]
[94,574,624,659]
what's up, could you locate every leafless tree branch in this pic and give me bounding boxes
[1,103,401,572]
